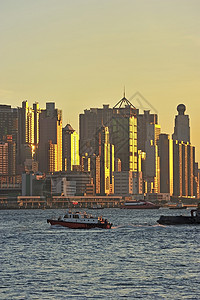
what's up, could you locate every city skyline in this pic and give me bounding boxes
[1,0,200,160]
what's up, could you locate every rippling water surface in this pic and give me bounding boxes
[0,208,199,299]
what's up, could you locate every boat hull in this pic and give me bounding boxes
[157,215,200,225]
[47,219,112,229]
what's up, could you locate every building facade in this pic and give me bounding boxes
[38,103,62,173]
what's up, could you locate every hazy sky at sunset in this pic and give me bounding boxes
[1,0,200,160]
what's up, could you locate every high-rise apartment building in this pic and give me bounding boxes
[62,124,80,171]
[38,103,62,173]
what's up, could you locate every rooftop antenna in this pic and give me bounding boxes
[123,86,126,98]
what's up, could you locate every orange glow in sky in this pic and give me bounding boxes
[1,0,200,160]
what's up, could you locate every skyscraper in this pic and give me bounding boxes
[111,96,137,172]
[62,124,80,171]
[0,142,8,175]
[95,125,114,195]
[159,134,173,195]
[38,103,62,173]
[172,104,190,143]
[172,104,195,198]
[18,100,40,167]
[137,110,158,152]
[144,123,161,193]
[0,105,18,175]
[79,95,137,172]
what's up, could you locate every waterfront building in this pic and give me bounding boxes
[46,171,93,196]
[38,103,62,173]
[114,171,134,195]
[62,124,80,171]
[114,171,142,196]
[51,177,76,196]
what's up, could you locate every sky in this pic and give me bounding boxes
[1,0,200,160]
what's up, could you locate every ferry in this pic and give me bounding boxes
[121,200,160,209]
[47,210,112,229]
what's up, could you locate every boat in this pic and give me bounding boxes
[169,203,187,209]
[157,208,200,225]
[121,200,160,209]
[47,210,112,229]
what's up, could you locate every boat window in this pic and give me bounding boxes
[64,215,68,218]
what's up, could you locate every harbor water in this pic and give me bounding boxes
[0,208,199,299]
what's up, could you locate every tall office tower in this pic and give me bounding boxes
[0,105,18,175]
[187,144,195,197]
[111,96,137,172]
[0,105,18,143]
[18,100,36,166]
[137,110,158,152]
[145,123,161,193]
[194,163,200,199]
[79,104,113,155]
[4,135,16,176]
[62,124,80,171]
[159,134,173,195]
[95,126,114,195]
[38,103,62,173]
[172,104,196,198]
[173,140,183,197]
[173,141,195,198]
[79,96,137,172]
[0,142,8,174]
[90,154,101,194]
[81,154,91,172]
[18,100,35,145]
[172,104,190,143]
[33,102,40,145]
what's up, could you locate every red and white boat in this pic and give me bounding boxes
[121,200,160,209]
[47,211,112,229]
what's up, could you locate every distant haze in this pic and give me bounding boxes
[1,0,200,160]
